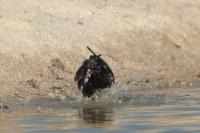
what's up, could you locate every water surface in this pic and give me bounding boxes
[1,87,200,133]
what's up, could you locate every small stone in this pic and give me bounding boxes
[77,21,84,25]
[48,86,64,98]
[132,80,141,85]
[189,82,193,87]
[27,19,32,23]
[0,105,10,112]
[174,44,181,48]
[145,75,150,83]
[26,79,39,88]
[126,80,130,84]
[118,100,122,103]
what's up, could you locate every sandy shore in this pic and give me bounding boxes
[0,0,200,110]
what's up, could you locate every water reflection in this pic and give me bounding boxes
[2,87,200,133]
[1,105,200,133]
[78,106,114,125]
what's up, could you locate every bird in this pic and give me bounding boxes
[74,47,115,97]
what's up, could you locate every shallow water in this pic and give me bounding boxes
[1,86,200,133]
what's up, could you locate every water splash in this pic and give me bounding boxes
[26,84,166,111]
[85,85,164,106]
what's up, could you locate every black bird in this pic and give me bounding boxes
[74,47,115,97]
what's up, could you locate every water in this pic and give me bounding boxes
[1,86,200,133]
